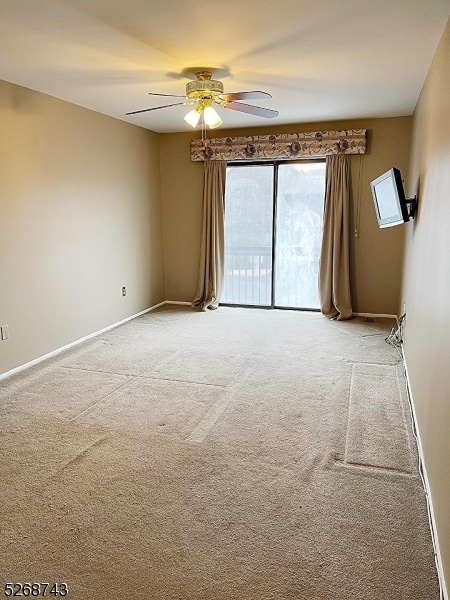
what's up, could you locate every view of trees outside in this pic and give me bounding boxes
[221,161,325,308]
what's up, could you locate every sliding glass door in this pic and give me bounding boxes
[221,160,325,309]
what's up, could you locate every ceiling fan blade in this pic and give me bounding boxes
[221,101,279,119]
[126,101,191,115]
[148,92,186,98]
[219,91,272,101]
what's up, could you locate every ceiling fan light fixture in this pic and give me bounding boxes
[203,105,223,129]
[184,107,201,128]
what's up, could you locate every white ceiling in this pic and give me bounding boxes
[0,0,449,133]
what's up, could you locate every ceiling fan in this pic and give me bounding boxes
[126,70,279,129]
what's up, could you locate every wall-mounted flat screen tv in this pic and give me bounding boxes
[370,167,410,228]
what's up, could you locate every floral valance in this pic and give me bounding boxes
[190,129,366,161]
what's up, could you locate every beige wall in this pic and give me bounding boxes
[402,18,450,592]
[160,117,411,314]
[0,80,165,376]
[160,133,204,302]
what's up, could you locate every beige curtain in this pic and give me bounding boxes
[319,154,353,320]
[192,160,227,311]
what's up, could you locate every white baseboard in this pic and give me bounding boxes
[352,312,397,319]
[402,347,448,600]
[0,301,166,382]
[167,306,396,318]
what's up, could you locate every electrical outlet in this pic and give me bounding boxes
[1,325,9,340]
[122,286,127,297]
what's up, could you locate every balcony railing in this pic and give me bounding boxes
[221,245,321,308]
[221,246,272,306]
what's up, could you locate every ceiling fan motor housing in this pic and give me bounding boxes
[185,71,224,100]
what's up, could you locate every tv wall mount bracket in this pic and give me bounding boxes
[406,196,417,219]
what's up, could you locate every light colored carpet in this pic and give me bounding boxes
[0,306,439,599]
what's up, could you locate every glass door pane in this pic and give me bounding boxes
[274,162,325,309]
[222,165,274,306]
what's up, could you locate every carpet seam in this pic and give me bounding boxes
[185,356,254,444]
[343,362,356,465]
[69,377,137,422]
